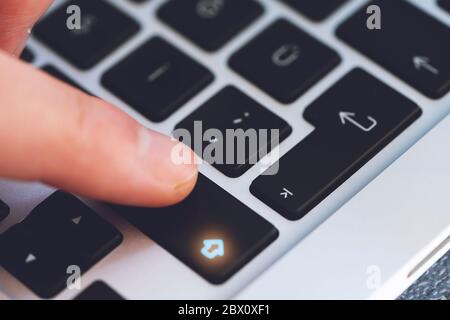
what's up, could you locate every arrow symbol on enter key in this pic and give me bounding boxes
[339,112,378,133]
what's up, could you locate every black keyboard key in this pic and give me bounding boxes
[0,199,9,222]
[20,47,35,63]
[33,0,140,70]
[158,0,263,52]
[175,86,292,177]
[251,69,421,221]
[0,225,77,299]
[24,192,123,262]
[112,175,278,284]
[337,0,450,99]
[439,0,450,14]
[128,0,149,3]
[230,19,340,104]
[74,281,124,300]
[102,37,214,122]
[0,192,122,298]
[42,65,91,95]
[280,0,348,21]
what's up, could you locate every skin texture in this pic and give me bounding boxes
[0,0,198,207]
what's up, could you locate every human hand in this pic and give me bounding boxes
[0,0,198,207]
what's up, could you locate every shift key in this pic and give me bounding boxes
[111,175,278,284]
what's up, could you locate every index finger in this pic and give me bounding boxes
[0,0,52,55]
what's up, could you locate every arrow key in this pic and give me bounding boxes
[0,192,122,298]
[24,191,122,262]
[0,225,76,298]
[337,0,450,99]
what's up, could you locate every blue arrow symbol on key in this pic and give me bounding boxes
[201,239,225,260]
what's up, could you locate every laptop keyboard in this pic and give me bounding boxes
[74,281,124,300]
[0,192,122,298]
[113,174,278,285]
[251,69,421,220]
[175,86,292,177]
[102,37,214,122]
[337,0,450,99]
[280,0,349,21]
[33,0,140,70]
[1,0,449,299]
[229,19,341,104]
[158,0,263,52]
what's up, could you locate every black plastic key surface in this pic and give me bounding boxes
[175,86,292,177]
[229,19,340,104]
[337,0,450,99]
[102,37,214,122]
[33,0,139,70]
[0,225,77,299]
[42,65,90,95]
[0,192,122,298]
[0,199,9,222]
[439,0,450,13]
[74,281,124,300]
[20,47,34,63]
[158,0,263,52]
[251,69,422,221]
[280,0,348,21]
[112,174,278,284]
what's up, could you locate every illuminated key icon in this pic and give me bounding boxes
[201,239,225,260]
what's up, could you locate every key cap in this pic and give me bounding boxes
[112,174,278,284]
[229,19,340,104]
[102,37,214,122]
[0,225,75,299]
[0,191,122,298]
[175,86,292,177]
[280,0,348,21]
[24,192,123,263]
[251,69,421,221]
[74,281,124,300]
[0,199,9,222]
[33,0,140,70]
[439,0,450,14]
[42,65,91,95]
[337,0,450,99]
[158,0,263,52]
[20,47,34,63]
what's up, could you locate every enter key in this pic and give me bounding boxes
[251,69,422,221]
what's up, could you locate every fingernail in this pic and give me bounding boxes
[173,170,198,196]
[138,128,198,191]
